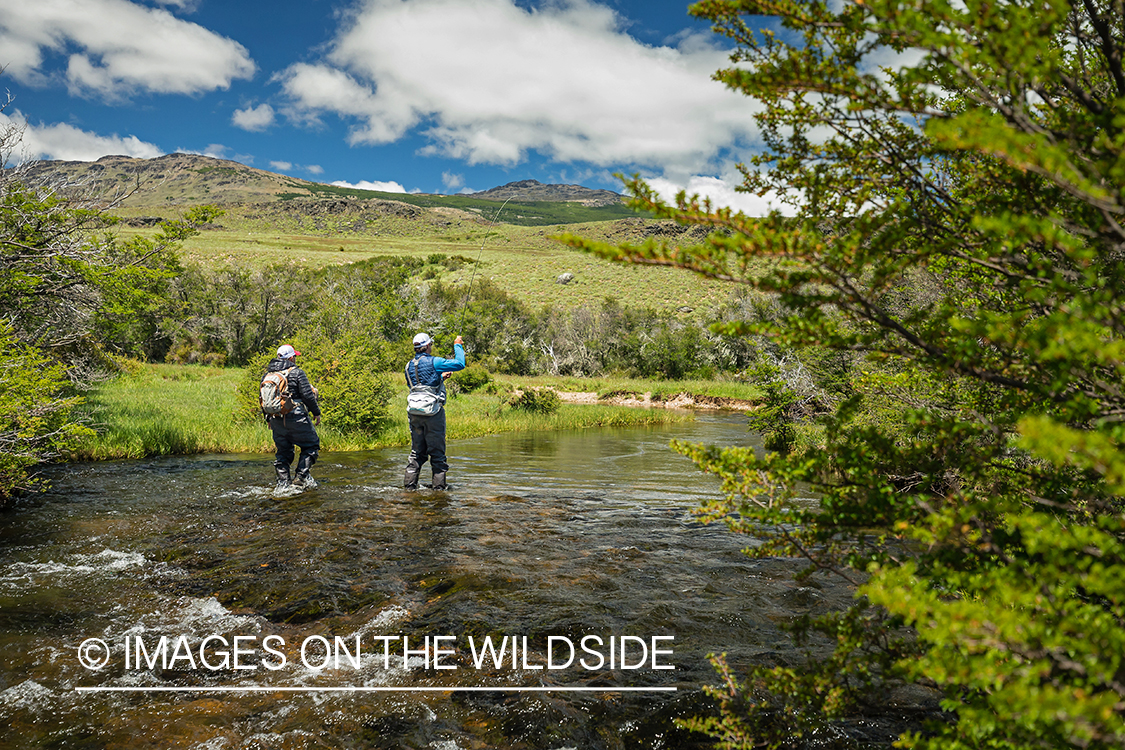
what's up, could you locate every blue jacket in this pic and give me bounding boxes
[405,343,466,388]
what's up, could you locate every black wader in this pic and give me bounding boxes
[269,405,319,488]
[404,409,447,490]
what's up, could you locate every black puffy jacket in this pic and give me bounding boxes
[265,357,321,417]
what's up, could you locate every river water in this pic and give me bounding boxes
[0,413,857,749]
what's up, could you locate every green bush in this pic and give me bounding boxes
[452,363,492,393]
[508,387,560,414]
[565,1,1125,747]
[747,379,799,455]
[237,331,394,434]
[0,324,93,504]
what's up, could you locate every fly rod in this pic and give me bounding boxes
[459,196,512,330]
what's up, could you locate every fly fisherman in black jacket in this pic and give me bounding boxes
[262,344,322,490]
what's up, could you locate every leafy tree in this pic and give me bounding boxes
[0,176,114,370]
[566,0,1125,748]
[313,256,420,344]
[0,112,221,495]
[0,322,94,504]
[87,209,221,361]
[165,260,318,366]
[0,119,214,372]
[417,278,538,375]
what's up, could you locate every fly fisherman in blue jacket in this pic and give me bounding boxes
[403,332,465,490]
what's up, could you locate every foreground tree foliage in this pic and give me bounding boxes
[567,0,1125,747]
[0,323,93,499]
[0,116,215,502]
[0,135,213,372]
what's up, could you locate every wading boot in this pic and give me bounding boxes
[295,453,318,489]
[404,466,419,490]
[431,472,447,491]
[274,465,291,491]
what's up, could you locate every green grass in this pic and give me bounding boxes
[73,364,697,460]
[75,364,272,459]
[493,373,764,403]
[112,206,735,315]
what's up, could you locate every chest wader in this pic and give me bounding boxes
[270,404,320,490]
[404,357,448,490]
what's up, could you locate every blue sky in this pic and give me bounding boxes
[0,0,771,210]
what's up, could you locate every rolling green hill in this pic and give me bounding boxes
[22,152,637,226]
[22,152,731,315]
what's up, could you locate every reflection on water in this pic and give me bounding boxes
[0,414,851,749]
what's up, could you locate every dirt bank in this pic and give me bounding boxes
[556,390,757,411]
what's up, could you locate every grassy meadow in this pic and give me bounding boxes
[73,364,705,460]
[115,203,734,315]
[80,197,760,462]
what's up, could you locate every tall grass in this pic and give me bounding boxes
[74,364,694,460]
[75,365,272,459]
[493,373,763,402]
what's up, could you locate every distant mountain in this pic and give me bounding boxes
[470,179,622,207]
[19,154,623,209]
[15,153,639,226]
[19,152,327,208]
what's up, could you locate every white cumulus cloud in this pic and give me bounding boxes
[0,111,163,162]
[442,172,464,191]
[270,160,294,171]
[278,0,757,173]
[232,103,275,132]
[331,179,407,194]
[0,0,255,97]
[646,174,792,218]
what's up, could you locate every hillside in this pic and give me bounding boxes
[20,152,728,315]
[470,179,622,207]
[19,153,635,226]
[20,153,321,207]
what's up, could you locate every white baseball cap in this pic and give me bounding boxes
[277,344,300,358]
[412,332,433,350]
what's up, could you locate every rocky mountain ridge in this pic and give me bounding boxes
[20,152,312,208]
[470,179,622,207]
[18,153,623,210]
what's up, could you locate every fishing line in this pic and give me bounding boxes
[459,196,512,331]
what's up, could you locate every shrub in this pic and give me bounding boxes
[452,363,492,393]
[508,387,560,414]
[236,331,394,435]
[747,379,799,456]
[0,324,94,504]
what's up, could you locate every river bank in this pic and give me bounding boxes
[72,364,759,461]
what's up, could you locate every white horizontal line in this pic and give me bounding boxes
[76,686,676,693]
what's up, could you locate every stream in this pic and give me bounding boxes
[0,413,869,749]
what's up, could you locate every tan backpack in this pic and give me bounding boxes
[260,367,295,416]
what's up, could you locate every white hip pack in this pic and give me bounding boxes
[407,384,443,416]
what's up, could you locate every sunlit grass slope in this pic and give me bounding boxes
[115,206,733,315]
